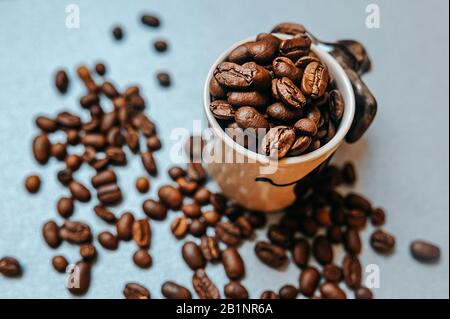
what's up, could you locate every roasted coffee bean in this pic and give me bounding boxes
[222,247,245,280]
[276,77,307,109]
[67,261,91,295]
[224,281,249,299]
[410,240,441,263]
[210,193,227,213]
[123,283,151,299]
[301,61,329,98]
[60,220,91,244]
[51,143,67,160]
[162,282,192,299]
[342,255,362,289]
[33,134,51,164]
[124,126,140,152]
[279,33,311,61]
[292,239,310,268]
[271,22,306,35]
[91,170,116,188]
[171,216,190,239]
[313,236,333,265]
[141,152,157,175]
[136,176,150,193]
[133,249,152,268]
[190,219,207,237]
[143,199,168,221]
[94,205,116,224]
[192,269,220,299]
[193,188,210,205]
[56,112,81,128]
[80,244,97,261]
[25,175,41,194]
[0,257,22,277]
[320,282,347,299]
[215,222,242,246]
[322,264,342,283]
[344,229,362,255]
[200,236,221,262]
[35,116,58,133]
[214,62,271,91]
[370,230,395,254]
[288,135,312,156]
[133,219,151,248]
[345,193,372,213]
[182,242,206,270]
[57,197,74,218]
[235,216,254,238]
[146,136,161,151]
[299,267,320,297]
[279,285,298,299]
[261,126,296,159]
[112,26,124,40]
[294,118,318,136]
[273,57,303,81]
[141,14,160,27]
[98,231,118,250]
[260,291,278,299]
[371,207,386,226]
[268,225,294,248]
[255,241,288,268]
[355,286,373,299]
[227,91,269,109]
[267,102,303,122]
[234,106,269,133]
[248,212,267,229]
[116,212,135,240]
[182,203,202,219]
[43,221,61,248]
[210,100,235,120]
[55,69,69,93]
[326,225,343,244]
[69,181,91,203]
[203,210,222,226]
[158,185,183,210]
[157,72,171,87]
[52,255,68,273]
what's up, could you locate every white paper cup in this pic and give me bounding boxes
[203,34,355,212]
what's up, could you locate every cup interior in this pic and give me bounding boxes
[203,33,355,167]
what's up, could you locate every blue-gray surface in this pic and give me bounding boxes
[0,0,448,299]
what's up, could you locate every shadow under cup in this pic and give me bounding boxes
[203,34,355,213]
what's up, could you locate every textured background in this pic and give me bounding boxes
[0,0,448,299]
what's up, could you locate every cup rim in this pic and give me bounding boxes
[203,33,355,166]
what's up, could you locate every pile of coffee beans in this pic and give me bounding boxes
[209,31,345,159]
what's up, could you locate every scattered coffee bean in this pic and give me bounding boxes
[123,283,150,299]
[161,282,192,299]
[410,240,441,263]
[133,249,152,268]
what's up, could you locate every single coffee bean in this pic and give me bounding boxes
[141,14,160,27]
[33,134,51,164]
[255,241,288,268]
[143,199,168,221]
[276,77,307,109]
[370,230,396,254]
[224,282,249,299]
[154,40,168,52]
[43,221,61,248]
[123,283,151,299]
[320,282,347,299]
[323,264,342,283]
[141,152,157,175]
[59,220,92,244]
[112,26,124,40]
[345,193,372,213]
[68,261,91,295]
[342,255,362,289]
[227,91,269,109]
[97,183,122,206]
[344,228,362,255]
[292,238,310,268]
[235,106,270,133]
[294,118,318,136]
[57,197,74,218]
[222,247,245,280]
[215,222,242,246]
[162,282,192,299]
[95,62,106,76]
[261,126,296,159]
[170,216,189,239]
[158,185,183,210]
[182,203,202,219]
[200,236,221,262]
[132,219,151,248]
[355,286,373,299]
[260,291,278,299]
[410,240,441,263]
[371,207,386,226]
[192,269,220,299]
[147,136,162,151]
[346,209,367,229]
[98,231,118,250]
[299,267,320,297]
[116,212,135,240]
[0,257,22,277]
[56,112,81,128]
[268,225,294,248]
[51,143,67,160]
[68,181,91,203]
[235,216,254,238]
[94,205,116,224]
[157,72,171,87]
[301,61,329,98]
[35,116,58,132]
[55,69,69,93]
[52,255,68,273]
[190,219,207,237]
[271,22,306,35]
[279,33,311,61]
[25,175,41,193]
[279,285,298,299]
[135,176,150,193]
[182,242,206,270]
[133,249,152,268]
[203,210,221,226]
[80,244,97,261]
